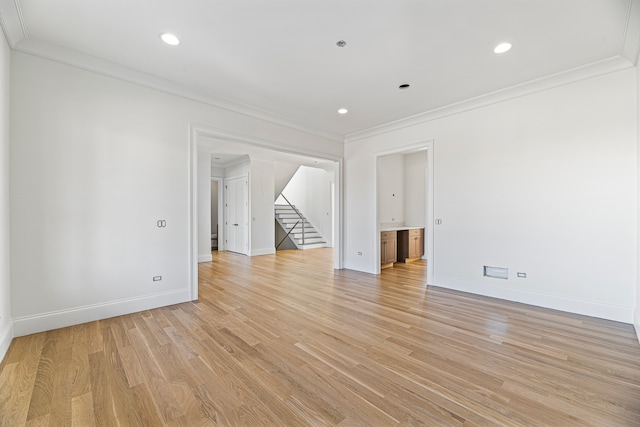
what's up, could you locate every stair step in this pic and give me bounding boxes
[275,203,325,251]
[295,237,325,244]
[282,219,311,226]
[299,243,327,250]
[287,226,315,233]
[291,232,321,239]
[277,213,303,219]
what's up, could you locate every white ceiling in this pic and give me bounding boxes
[1,0,639,141]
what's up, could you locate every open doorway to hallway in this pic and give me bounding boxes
[191,125,343,300]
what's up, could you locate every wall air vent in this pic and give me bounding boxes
[484,266,508,279]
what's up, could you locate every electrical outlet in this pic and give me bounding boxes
[153,276,162,281]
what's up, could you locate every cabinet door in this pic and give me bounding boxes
[409,236,419,258]
[408,229,424,259]
[384,238,397,263]
[381,231,397,265]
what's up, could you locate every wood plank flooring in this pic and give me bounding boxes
[2,248,640,426]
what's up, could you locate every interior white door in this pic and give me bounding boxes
[236,176,248,254]
[225,178,237,253]
[224,176,249,255]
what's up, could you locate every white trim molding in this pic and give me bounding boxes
[0,320,13,363]
[12,289,191,337]
[188,123,345,299]
[198,254,213,263]
[251,248,276,257]
[0,0,26,47]
[8,36,343,144]
[433,275,634,324]
[622,0,640,66]
[345,56,634,143]
[634,309,640,344]
[373,139,434,285]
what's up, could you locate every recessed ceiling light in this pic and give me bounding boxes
[337,108,348,114]
[160,33,180,46]
[493,42,512,54]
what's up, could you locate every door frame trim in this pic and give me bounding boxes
[189,123,344,301]
[373,140,434,285]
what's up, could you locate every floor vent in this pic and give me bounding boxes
[484,266,508,279]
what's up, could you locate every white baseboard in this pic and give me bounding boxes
[433,274,634,324]
[12,289,191,337]
[251,247,275,256]
[0,320,13,364]
[198,254,213,263]
[634,309,640,344]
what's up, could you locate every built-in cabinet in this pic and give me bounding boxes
[381,227,424,268]
[380,231,397,269]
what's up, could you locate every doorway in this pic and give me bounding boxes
[189,124,344,300]
[211,178,222,251]
[224,175,249,255]
[374,140,434,284]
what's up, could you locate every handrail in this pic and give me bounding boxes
[279,194,305,245]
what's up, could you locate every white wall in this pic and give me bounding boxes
[280,166,333,242]
[346,69,637,323]
[404,151,427,227]
[636,61,640,340]
[10,51,342,336]
[274,161,300,200]
[377,151,427,229]
[225,159,250,179]
[0,32,12,361]
[250,159,275,256]
[378,154,405,226]
[197,152,212,262]
[211,166,225,177]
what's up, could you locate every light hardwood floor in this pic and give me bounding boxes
[1,248,640,426]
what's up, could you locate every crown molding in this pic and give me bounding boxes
[11,36,344,143]
[622,0,640,65]
[191,123,343,163]
[0,0,26,47]
[3,0,637,145]
[344,56,634,144]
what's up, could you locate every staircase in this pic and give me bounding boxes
[275,204,326,250]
